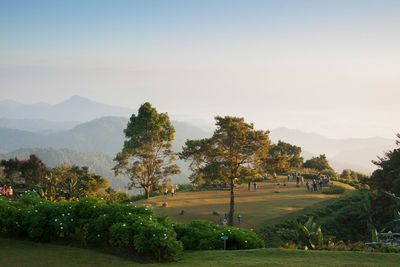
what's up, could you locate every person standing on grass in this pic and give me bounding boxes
[306,180,310,191]
[171,187,175,197]
[248,181,251,191]
[301,176,304,185]
[237,214,242,227]
[296,175,299,185]
[253,182,257,190]
[164,187,168,196]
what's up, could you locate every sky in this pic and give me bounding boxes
[0,0,399,138]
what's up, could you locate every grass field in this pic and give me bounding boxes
[2,238,400,267]
[136,181,354,230]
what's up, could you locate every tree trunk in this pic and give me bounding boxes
[228,177,234,226]
[144,187,150,199]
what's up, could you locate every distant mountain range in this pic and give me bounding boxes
[0,95,133,122]
[0,116,211,188]
[0,95,395,180]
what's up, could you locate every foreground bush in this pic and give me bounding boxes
[174,220,264,250]
[0,193,182,261]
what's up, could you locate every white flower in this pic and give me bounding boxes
[67,213,70,216]
[71,219,73,222]
[55,219,58,222]
[97,234,100,237]
[35,210,38,213]
[69,207,72,209]
[93,205,96,208]
[245,240,248,243]
[123,224,126,227]
[140,222,142,225]
[153,234,155,237]
[128,212,131,215]
[62,214,64,216]
[221,233,224,235]
[60,223,62,225]
[60,227,63,230]
[103,214,106,216]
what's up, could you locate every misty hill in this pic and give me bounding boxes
[0,147,128,190]
[0,116,211,155]
[0,118,79,134]
[0,95,134,122]
[0,117,211,186]
[270,127,396,174]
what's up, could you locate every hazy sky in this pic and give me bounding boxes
[1,0,399,138]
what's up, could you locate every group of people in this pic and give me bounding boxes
[0,185,13,197]
[248,181,257,190]
[219,213,243,226]
[164,185,179,197]
[287,171,305,185]
[305,175,330,191]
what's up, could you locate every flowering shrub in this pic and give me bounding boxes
[0,196,181,261]
[0,195,265,261]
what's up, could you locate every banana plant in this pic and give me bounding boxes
[296,216,324,249]
[381,210,400,232]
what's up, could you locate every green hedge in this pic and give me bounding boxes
[301,173,319,180]
[174,220,264,250]
[0,192,264,261]
[0,193,181,261]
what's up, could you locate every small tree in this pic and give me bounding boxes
[261,140,303,175]
[113,102,180,199]
[180,116,270,226]
[303,154,333,172]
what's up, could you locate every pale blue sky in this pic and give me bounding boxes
[1,1,400,138]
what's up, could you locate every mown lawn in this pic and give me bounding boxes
[2,238,400,267]
[136,181,354,230]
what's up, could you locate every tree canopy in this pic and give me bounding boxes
[261,140,303,175]
[180,116,270,226]
[113,102,180,199]
[303,154,333,172]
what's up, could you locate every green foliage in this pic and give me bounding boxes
[303,154,333,172]
[0,147,129,190]
[295,216,324,249]
[259,191,371,247]
[301,173,319,180]
[0,195,181,261]
[173,220,264,250]
[113,102,180,199]
[322,185,345,194]
[341,169,369,181]
[262,141,303,175]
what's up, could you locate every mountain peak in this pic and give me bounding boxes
[64,95,93,103]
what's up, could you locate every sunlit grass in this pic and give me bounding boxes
[136,181,353,230]
[2,238,400,267]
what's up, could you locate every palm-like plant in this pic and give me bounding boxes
[296,216,324,249]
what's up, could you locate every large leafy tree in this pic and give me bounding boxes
[303,154,333,172]
[180,116,270,226]
[113,102,180,199]
[262,140,303,175]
